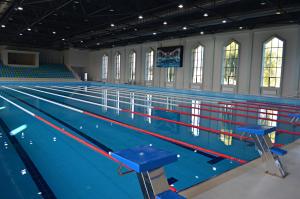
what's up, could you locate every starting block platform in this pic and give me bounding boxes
[288,113,300,123]
[112,145,186,199]
[237,125,288,178]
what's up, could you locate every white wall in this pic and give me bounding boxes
[64,48,90,68]
[87,25,300,97]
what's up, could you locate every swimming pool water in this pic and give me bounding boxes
[0,84,299,199]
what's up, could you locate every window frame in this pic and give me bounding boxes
[260,36,285,89]
[191,44,205,84]
[221,40,240,86]
[145,49,155,82]
[128,50,136,82]
[114,52,121,80]
[166,67,175,83]
[101,54,108,80]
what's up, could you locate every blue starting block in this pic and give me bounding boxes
[237,125,288,178]
[288,113,300,123]
[112,145,186,199]
[237,125,276,136]
[156,190,186,199]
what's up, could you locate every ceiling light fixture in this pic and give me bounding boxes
[260,2,266,5]
[163,21,167,25]
[200,31,204,35]
[19,33,23,36]
[52,31,56,34]
[111,23,115,27]
[1,25,5,28]
[182,26,187,30]
[17,6,23,11]
[222,20,227,23]
[239,26,243,30]
[138,15,143,19]
[178,4,183,9]
[203,13,208,17]
[27,28,31,31]
[153,32,157,35]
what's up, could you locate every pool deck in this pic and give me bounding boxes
[183,139,300,199]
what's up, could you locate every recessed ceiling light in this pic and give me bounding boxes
[80,40,84,43]
[203,13,208,17]
[178,4,183,9]
[19,33,23,36]
[153,32,157,35]
[222,20,227,23]
[138,15,143,19]
[163,21,167,25]
[62,38,65,41]
[182,26,187,30]
[1,25,5,28]
[52,31,56,34]
[27,28,31,31]
[239,26,243,30]
[276,10,282,15]
[111,23,115,27]
[200,31,204,35]
[17,6,23,11]
[134,28,138,31]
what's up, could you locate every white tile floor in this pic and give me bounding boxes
[190,140,300,199]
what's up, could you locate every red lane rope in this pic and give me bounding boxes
[83,111,247,164]
[153,107,300,136]
[219,101,298,114]
[121,109,251,141]
[34,115,118,162]
[198,102,290,118]
[178,104,300,126]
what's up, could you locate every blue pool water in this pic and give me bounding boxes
[0,83,299,199]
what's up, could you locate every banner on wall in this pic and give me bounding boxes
[156,46,183,68]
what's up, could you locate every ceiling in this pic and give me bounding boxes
[0,0,299,50]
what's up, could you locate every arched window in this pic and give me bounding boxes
[222,41,240,85]
[114,53,121,80]
[129,51,136,81]
[167,67,175,82]
[192,45,204,84]
[145,50,154,81]
[101,54,108,80]
[262,37,284,88]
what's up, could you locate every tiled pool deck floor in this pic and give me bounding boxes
[184,139,300,199]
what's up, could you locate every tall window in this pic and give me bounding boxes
[222,41,239,85]
[192,45,204,84]
[262,37,284,88]
[145,50,154,81]
[167,67,175,82]
[102,54,108,80]
[129,51,136,81]
[114,53,121,80]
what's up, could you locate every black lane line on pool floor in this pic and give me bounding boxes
[0,118,57,199]
[5,92,113,153]
[16,89,225,165]
[4,92,182,187]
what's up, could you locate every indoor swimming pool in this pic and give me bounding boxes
[0,83,299,199]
